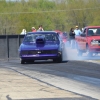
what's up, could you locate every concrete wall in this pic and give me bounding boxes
[0,35,25,59]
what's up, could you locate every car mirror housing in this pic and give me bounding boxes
[81,34,86,37]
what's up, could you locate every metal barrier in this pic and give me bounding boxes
[0,35,25,60]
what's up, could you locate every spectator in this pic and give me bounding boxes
[37,25,44,31]
[32,27,36,32]
[20,29,26,35]
[69,28,75,48]
[74,26,82,36]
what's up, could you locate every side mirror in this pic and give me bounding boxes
[81,34,86,37]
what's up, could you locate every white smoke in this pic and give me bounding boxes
[62,41,100,61]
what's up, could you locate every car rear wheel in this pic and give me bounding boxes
[53,55,62,63]
[27,60,34,64]
[53,59,57,63]
[57,56,62,63]
[21,59,25,64]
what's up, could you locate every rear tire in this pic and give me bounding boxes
[53,59,57,63]
[57,56,62,63]
[27,60,34,64]
[53,55,62,63]
[21,59,25,64]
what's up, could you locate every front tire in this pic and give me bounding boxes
[76,43,83,56]
[77,50,83,56]
[86,45,93,57]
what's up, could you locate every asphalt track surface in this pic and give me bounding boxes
[0,43,100,100]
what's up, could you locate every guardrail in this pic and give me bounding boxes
[0,35,25,60]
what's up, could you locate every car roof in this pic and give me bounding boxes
[85,26,100,28]
[27,31,57,34]
[54,30,63,34]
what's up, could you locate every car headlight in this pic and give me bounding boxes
[58,46,62,55]
[58,45,62,51]
[91,40,99,45]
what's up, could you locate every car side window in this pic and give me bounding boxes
[83,29,86,34]
[81,28,86,37]
[87,29,94,36]
[24,35,33,42]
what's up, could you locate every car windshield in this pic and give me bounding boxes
[23,32,59,42]
[87,28,100,36]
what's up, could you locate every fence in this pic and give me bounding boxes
[0,35,25,60]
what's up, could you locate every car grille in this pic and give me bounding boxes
[21,50,58,55]
[95,40,100,46]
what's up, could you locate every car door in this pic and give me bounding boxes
[79,28,87,50]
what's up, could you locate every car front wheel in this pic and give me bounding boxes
[77,50,83,56]
[86,45,93,57]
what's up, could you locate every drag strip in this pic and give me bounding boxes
[0,45,100,99]
[1,59,100,100]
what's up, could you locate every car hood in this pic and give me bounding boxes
[20,42,59,50]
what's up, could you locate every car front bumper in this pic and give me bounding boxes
[89,46,100,53]
[20,53,61,60]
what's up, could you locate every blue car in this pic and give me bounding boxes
[18,31,64,64]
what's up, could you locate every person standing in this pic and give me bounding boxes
[32,27,36,32]
[74,26,82,36]
[69,28,75,49]
[37,25,44,31]
[20,29,26,35]
[74,26,82,48]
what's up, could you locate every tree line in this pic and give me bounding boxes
[0,0,100,35]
